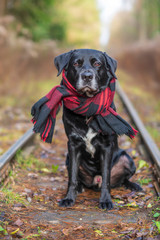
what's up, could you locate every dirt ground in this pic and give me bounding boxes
[0,94,160,240]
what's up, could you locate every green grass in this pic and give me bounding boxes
[146,126,160,143]
[1,151,47,204]
[0,78,57,109]
[138,178,152,186]
[15,150,46,171]
[1,188,26,205]
[0,130,23,143]
[51,164,59,173]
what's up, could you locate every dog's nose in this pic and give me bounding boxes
[81,71,93,81]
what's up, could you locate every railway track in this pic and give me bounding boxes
[1,83,160,193]
[116,83,160,196]
[0,83,160,239]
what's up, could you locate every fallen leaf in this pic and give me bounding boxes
[120,230,132,234]
[0,211,5,221]
[126,201,138,207]
[0,226,5,231]
[155,221,160,233]
[40,152,49,159]
[138,201,145,207]
[50,177,55,181]
[94,229,104,236]
[137,159,149,170]
[41,168,51,173]
[136,231,148,237]
[54,176,63,182]
[62,228,69,235]
[147,203,152,208]
[24,188,32,193]
[134,237,143,240]
[118,200,125,204]
[0,226,8,236]
[112,195,123,200]
[13,203,25,208]
[73,225,83,231]
[27,197,32,203]
[111,229,117,233]
[13,218,23,227]
[11,228,19,235]
[144,195,152,201]
[154,213,160,218]
[137,192,145,196]
[13,207,22,211]
[28,173,38,179]
[123,192,136,199]
[127,227,134,231]
[131,149,139,158]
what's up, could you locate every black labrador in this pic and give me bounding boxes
[54,49,142,210]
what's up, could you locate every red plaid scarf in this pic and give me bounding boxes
[31,70,138,143]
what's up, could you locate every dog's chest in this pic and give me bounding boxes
[82,128,97,158]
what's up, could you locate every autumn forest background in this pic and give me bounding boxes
[0,0,160,153]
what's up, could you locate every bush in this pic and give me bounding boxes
[8,0,66,42]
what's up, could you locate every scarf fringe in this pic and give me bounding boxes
[31,97,57,143]
[90,114,138,139]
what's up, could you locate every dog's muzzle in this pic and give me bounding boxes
[77,70,98,97]
[78,86,98,97]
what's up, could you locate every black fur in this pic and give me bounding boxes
[54,49,142,210]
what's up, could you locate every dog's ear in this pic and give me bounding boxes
[103,52,117,79]
[54,50,74,76]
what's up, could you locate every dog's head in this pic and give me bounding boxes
[54,49,117,97]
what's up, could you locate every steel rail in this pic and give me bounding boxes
[116,82,160,175]
[0,127,34,171]
[0,84,160,191]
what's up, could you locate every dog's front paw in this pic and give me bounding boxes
[99,200,113,210]
[59,198,74,207]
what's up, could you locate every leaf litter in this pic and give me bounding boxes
[0,95,160,239]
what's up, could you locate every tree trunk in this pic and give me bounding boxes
[0,0,7,16]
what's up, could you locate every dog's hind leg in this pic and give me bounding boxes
[123,179,142,191]
[110,149,142,191]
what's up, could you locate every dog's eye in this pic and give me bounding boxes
[73,60,83,67]
[93,61,101,67]
[73,62,79,67]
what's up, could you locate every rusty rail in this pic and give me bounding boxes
[116,83,160,195]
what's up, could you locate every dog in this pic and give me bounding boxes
[53,49,142,210]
